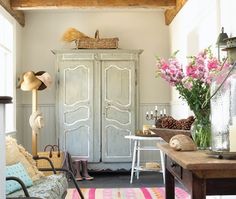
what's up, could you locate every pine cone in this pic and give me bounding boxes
[155,116,167,128]
[175,121,183,129]
[170,121,178,129]
[179,116,195,130]
[161,116,177,129]
[159,115,195,130]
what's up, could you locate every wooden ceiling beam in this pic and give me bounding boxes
[0,0,24,26]
[164,0,187,25]
[10,0,176,10]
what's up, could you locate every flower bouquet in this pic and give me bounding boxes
[155,48,229,148]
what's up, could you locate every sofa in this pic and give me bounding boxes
[5,136,83,199]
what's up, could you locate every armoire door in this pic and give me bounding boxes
[101,60,135,162]
[58,60,99,162]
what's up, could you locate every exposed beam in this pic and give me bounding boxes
[10,0,176,10]
[164,0,187,25]
[0,0,24,26]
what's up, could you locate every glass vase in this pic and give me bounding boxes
[191,117,211,149]
[210,64,236,152]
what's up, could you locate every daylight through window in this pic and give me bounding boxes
[0,7,15,133]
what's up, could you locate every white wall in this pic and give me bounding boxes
[15,21,24,144]
[169,0,220,119]
[21,10,170,104]
[12,1,236,185]
[0,5,23,197]
[169,0,236,120]
[17,10,171,151]
[17,0,236,153]
[220,0,236,36]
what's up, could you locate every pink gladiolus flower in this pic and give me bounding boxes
[156,57,184,85]
[155,48,231,95]
[208,58,219,70]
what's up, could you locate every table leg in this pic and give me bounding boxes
[130,140,137,184]
[191,174,206,199]
[165,167,175,199]
[137,140,141,179]
[160,150,165,184]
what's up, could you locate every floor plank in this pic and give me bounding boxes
[70,172,164,188]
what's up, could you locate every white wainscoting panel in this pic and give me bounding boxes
[138,103,170,163]
[139,103,170,129]
[18,104,56,153]
[16,104,23,144]
[17,103,170,166]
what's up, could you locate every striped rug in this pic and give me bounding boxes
[66,187,189,199]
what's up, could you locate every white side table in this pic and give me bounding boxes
[125,135,165,184]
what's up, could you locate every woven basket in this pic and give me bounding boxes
[77,30,119,49]
[37,151,64,176]
[37,145,65,176]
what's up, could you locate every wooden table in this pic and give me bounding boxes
[158,143,236,199]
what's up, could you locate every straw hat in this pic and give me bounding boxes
[35,71,52,90]
[29,111,44,133]
[19,71,42,91]
[18,71,52,91]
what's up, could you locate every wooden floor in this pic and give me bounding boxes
[70,171,164,188]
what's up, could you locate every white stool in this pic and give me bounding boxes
[125,135,165,184]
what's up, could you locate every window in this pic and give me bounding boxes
[0,6,16,133]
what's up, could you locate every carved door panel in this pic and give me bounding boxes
[59,60,99,162]
[101,61,135,162]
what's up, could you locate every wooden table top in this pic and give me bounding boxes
[158,143,236,170]
[125,135,163,141]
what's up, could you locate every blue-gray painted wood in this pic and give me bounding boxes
[54,49,142,164]
[58,60,95,161]
[102,60,135,162]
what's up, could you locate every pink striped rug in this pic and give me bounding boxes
[66,187,189,199]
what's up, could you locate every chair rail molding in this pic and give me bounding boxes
[139,102,170,163]
[17,103,56,153]
[139,102,170,128]
[17,102,170,164]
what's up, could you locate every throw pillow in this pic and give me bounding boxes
[6,162,33,194]
[5,136,44,181]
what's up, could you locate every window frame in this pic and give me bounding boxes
[0,6,16,134]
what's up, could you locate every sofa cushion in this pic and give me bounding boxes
[6,162,33,194]
[7,173,68,199]
[5,136,44,181]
